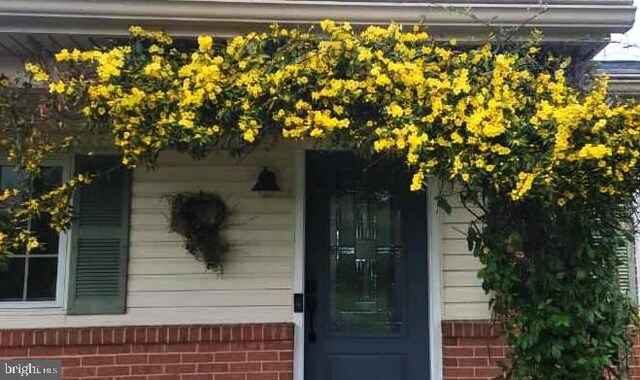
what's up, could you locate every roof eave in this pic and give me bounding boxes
[0,0,634,41]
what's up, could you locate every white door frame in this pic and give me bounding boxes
[291,148,443,380]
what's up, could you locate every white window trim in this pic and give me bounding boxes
[0,155,72,309]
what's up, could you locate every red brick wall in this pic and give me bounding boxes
[443,320,640,380]
[633,335,640,379]
[442,321,506,380]
[0,323,293,380]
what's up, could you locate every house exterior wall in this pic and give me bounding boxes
[440,193,491,320]
[125,149,296,325]
[0,147,637,379]
[0,147,297,328]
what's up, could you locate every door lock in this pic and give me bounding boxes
[293,293,304,313]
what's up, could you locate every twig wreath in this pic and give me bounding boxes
[166,191,230,271]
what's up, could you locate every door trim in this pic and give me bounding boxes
[427,179,443,380]
[293,148,306,380]
[292,149,443,380]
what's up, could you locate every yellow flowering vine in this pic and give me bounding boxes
[20,22,640,209]
[9,21,640,377]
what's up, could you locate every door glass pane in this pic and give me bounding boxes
[329,185,403,334]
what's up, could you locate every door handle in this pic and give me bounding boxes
[294,293,304,313]
[306,279,317,343]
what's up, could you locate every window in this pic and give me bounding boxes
[0,158,70,307]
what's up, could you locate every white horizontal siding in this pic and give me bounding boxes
[440,193,491,320]
[130,240,292,258]
[0,147,493,327]
[123,149,296,324]
[0,148,297,328]
[0,307,289,328]
[128,257,292,275]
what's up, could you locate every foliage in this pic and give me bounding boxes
[6,21,640,377]
[166,191,230,271]
[0,75,90,257]
[465,186,636,379]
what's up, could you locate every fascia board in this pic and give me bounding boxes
[0,0,633,40]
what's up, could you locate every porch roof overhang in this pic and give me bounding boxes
[0,0,634,43]
[598,61,640,97]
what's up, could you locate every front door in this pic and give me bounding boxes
[305,151,430,380]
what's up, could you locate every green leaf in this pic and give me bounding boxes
[435,195,452,214]
[551,343,563,359]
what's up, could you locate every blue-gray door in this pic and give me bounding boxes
[305,151,430,380]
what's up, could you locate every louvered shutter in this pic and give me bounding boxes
[67,155,131,315]
[616,237,636,298]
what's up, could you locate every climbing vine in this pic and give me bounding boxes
[6,21,640,378]
[0,74,90,257]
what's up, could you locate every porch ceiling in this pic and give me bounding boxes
[0,33,111,58]
[0,0,633,49]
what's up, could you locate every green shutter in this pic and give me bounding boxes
[616,236,636,299]
[67,155,131,315]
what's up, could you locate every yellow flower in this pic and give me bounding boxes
[452,69,471,94]
[55,49,71,62]
[482,124,505,138]
[320,19,336,32]
[243,130,256,142]
[48,81,66,94]
[577,144,612,160]
[451,132,464,144]
[410,169,425,191]
[26,237,39,251]
[24,63,49,82]
[129,26,145,36]
[357,48,373,62]
[198,35,214,51]
[511,172,536,200]
[375,74,391,86]
[386,103,404,118]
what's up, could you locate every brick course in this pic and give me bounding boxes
[0,323,293,380]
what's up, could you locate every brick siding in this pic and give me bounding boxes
[443,320,640,380]
[0,323,293,380]
[442,321,507,380]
